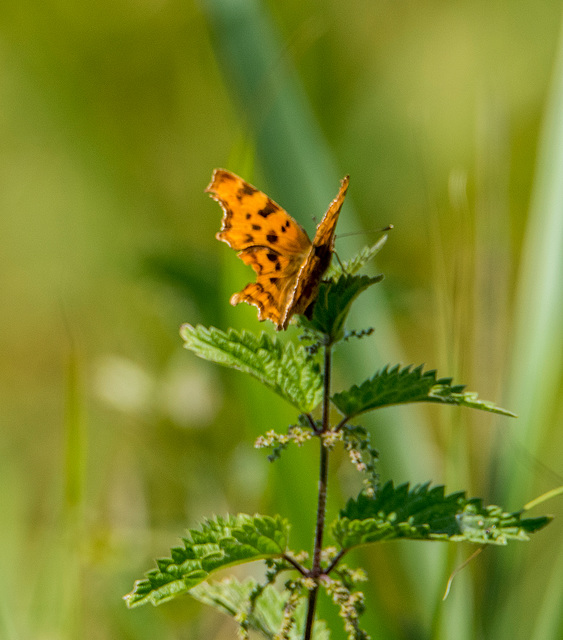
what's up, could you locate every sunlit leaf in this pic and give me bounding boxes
[124,514,289,608]
[332,482,551,549]
[331,364,516,418]
[180,324,323,412]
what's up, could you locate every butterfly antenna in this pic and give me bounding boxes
[334,251,347,274]
[336,224,394,240]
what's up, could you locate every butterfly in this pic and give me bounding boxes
[206,169,349,330]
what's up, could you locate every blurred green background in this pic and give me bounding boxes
[1,0,563,638]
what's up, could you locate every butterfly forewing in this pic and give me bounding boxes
[208,169,311,255]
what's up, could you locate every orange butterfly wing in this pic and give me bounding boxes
[207,169,349,330]
[282,175,349,325]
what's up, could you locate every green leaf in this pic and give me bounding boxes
[298,274,383,342]
[124,514,289,608]
[332,482,552,549]
[326,235,390,279]
[331,364,516,418]
[191,578,330,640]
[180,324,323,412]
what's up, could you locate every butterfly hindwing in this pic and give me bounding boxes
[236,245,306,327]
[230,283,282,326]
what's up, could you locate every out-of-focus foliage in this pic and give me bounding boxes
[1,0,562,638]
[191,578,331,640]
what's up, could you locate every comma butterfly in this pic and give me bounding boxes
[207,169,349,330]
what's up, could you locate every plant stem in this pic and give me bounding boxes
[312,441,329,573]
[304,344,332,640]
[304,584,319,640]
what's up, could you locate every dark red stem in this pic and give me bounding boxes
[303,345,332,640]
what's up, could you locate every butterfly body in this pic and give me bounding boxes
[207,169,349,330]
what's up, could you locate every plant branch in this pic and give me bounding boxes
[282,553,308,576]
[334,416,349,432]
[325,549,347,575]
[304,412,319,433]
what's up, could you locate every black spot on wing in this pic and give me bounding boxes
[258,200,277,218]
[239,184,257,198]
[266,232,278,244]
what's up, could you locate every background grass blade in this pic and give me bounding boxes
[491,16,563,640]
[200,0,448,632]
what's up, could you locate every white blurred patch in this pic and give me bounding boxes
[94,355,155,414]
[160,362,221,428]
[94,353,221,427]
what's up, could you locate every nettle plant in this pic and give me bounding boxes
[124,174,551,639]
